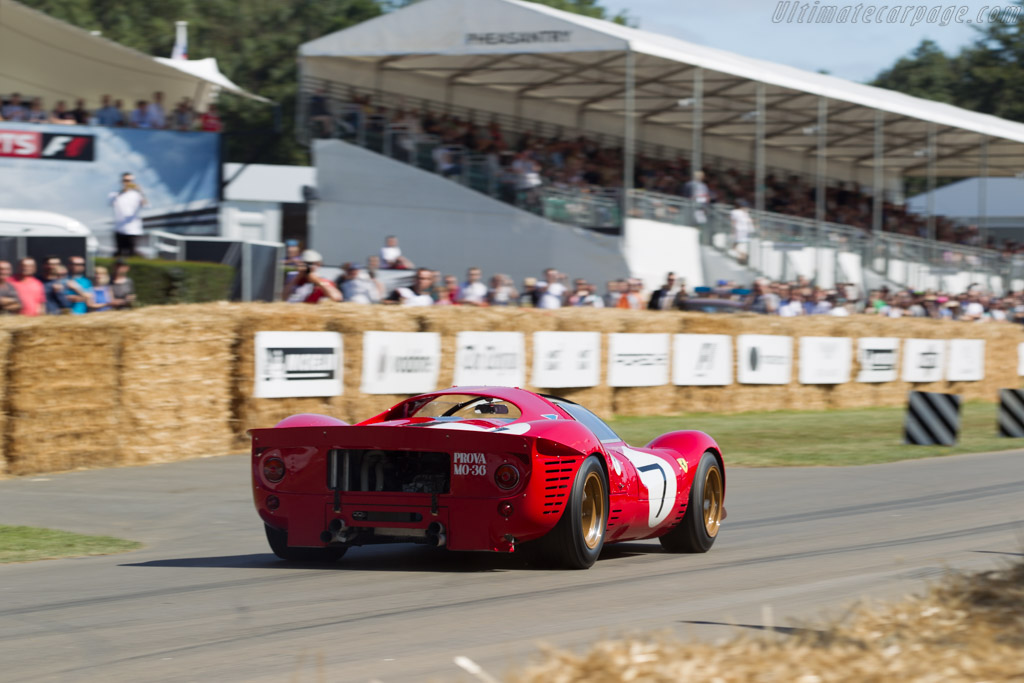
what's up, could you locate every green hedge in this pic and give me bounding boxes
[96,257,235,306]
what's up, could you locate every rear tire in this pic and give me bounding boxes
[264,524,347,563]
[659,451,723,553]
[539,456,608,569]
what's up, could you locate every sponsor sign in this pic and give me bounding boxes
[0,129,95,161]
[857,337,900,383]
[737,334,793,385]
[607,333,670,387]
[672,334,732,386]
[361,331,441,394]
[465,31,571,45]
[946,339,985,382]
[902,338,946,383]
[531,331,601,388]
[799,337,852,385]
[253,331,342,398]
[453,331,525,387]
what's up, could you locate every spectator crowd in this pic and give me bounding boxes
[0,256,136,316]
[281,236,1024,324]
[314,90,1024,257]
[1,90,223,132]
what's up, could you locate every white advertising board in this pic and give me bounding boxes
[453,331,525,387]
[737,334,793,385]
[531,331,601,388]
[856,337,900,383]
[799,337,852,385]
[901,338,946,383]
[607,333,670,387]
[360,331,441,394]
[947,339,985,382]
[253,331,343,398]
[672,334,732,386]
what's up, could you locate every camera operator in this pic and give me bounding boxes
[284,250,342,304]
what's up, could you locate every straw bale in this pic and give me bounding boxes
[5,316,124,474]
[0,328,11,476]
[117,309,236,464]
[329,305,423,424]
[234,303,340,436]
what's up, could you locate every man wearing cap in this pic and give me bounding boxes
[284,249,342,304]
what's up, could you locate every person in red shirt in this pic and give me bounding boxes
[10,257,45,316]
[199,103,223,133]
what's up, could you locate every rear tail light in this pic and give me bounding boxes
[494,463,520,489]
[263,456,286,483]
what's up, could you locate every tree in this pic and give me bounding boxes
[871,39,958,104]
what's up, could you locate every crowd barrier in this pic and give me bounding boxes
[0,303,1020,476]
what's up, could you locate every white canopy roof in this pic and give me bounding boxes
[0,0,267,110]
[300,0,1024,177]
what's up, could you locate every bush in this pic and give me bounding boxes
[96,257,234,306]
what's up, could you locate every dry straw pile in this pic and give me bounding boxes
[512,559,1024,683]
[3,316,122,475]
[118,304,239,464]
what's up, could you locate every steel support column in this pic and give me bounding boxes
[815,96,828,228]
[927,123,937,243]
[692,67,703,177]
[623,48,636,226]
[755,82,766,215]
[872,110,884,235]
[978,136,989,248]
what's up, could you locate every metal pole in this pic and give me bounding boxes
[815,96,827,229]
[978,136,989,249]
[872,109,884,235]
[692,67,703,179]
[242,241,252,302]
[623,48,635,228]
[926,123,937,245]
[755,82,766,215]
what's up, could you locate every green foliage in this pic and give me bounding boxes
[0,525,141,563]
[96,257,234,306]
[608,401,1014,467]
[872,39,958,103]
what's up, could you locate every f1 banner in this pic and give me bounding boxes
[673,334,732,386]
[253,331,343,398]
[946,339,985,382]
[607,333,669,387]
[737,334,793,385]
[857,337,899,383]
[0,129,95,161]
[902,339,946,383]
[453,331,525,387]
[799,337,852,385]
[361,331,441,395]
[532,331,601,388]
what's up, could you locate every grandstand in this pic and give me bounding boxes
[296,0,1024,294]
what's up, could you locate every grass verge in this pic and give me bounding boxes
[607,401,1022,466]
[0,525,141,563]
[512,558,1024,682]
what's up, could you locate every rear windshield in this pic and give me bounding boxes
[547,398,622,442]
[400,394,522,421]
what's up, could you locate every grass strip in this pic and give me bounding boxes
[607,401,1022,466]
[0,525,141,563]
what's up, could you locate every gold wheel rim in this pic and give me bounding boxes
[581,471,605,549]
[703,466,723,538]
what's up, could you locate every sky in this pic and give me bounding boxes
[599,0,1001,82]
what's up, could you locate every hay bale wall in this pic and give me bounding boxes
[1,303,1020,476]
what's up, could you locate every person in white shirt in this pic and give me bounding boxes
[730,199,755,263]
[778,291,804,317]
[459,267,489,305]
[379,235,414,269]
[536,268,567,309]
[108,173,147,256]
[386,268,435,306]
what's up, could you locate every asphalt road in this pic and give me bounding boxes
[1,450,1022,683]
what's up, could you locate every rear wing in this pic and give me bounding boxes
[250,424,585,458]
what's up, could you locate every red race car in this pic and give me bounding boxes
[251,386,725,569]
